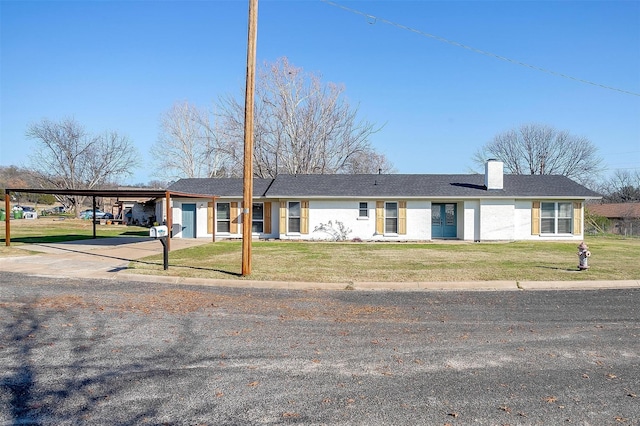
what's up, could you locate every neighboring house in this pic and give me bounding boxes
[102,190,157,225]
[586,202,640,236]
[157,160,601,242]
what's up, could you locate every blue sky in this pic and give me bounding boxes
[1,0,639,185]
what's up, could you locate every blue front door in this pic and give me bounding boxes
[431,203,457,238]
[181,203,197,238]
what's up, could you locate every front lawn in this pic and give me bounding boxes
[2,218,637,282]
[129,237,640,282]
[0,217,149,256]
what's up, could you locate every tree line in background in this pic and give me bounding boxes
[3,57,638,216]
[0,165,56,205]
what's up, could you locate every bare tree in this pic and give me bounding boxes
[599,169,640,203]
[471,123,603,185]
[151,101,235,180]
[343,150,396,174]
[26,118,139,214]
[215,57,389,178]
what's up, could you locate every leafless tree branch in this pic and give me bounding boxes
[26,118,139,214]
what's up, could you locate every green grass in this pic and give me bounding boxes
[2,218,638,282]
[0,217,149,255]
[129,237,640,283]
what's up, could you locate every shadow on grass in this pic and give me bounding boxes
[535,265,582,272]
[155,263,243,278]
[3,231,149,244]
[3,235,97,244]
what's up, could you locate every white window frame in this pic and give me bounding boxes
[385,202,398,235]
[252,202,264,234]
[217,202,231,233]
[358,202,369,219]
[540,202,573,234]
[288,201,301,234]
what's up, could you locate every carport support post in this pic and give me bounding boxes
[4,190,10,246]
[92,196,97,239]
[211,197,216,242]
[165,191,171,251]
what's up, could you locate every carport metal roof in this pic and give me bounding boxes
[4,187,218,250]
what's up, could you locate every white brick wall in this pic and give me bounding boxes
[163,196,585,242]
[479,200,515,241]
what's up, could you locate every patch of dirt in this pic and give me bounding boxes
[10,289,409,323]
[36,295,90,309]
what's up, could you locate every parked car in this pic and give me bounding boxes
[80,210,107,219]
[46,206,66,214]
[21,206,35,213]
[80,210,115,220]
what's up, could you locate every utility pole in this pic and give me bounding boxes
[242,0,258,276]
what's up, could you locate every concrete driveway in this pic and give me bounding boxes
[0,237,211,278]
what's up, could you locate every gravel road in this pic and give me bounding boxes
[1,272,639,425]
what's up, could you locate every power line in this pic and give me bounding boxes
[321,0,640,97]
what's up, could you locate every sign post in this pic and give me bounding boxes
[150,225,169,270]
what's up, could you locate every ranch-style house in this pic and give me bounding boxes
[156,160,601,242]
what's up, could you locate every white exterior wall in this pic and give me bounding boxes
[479,199,515,241]
[162,198,209,239]
[463,200,480,241]
[403,200,430,241]
[195,199,210,238]
[171,199,185,238]
[279,200,431,241]
[169,197,281,240]
[514,200,533,240]
[306,200,373,241]
[423,201,433,241]
[164,196,588,242]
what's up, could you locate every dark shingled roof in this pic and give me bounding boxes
[167,178,274,197]
[168,174,601,199]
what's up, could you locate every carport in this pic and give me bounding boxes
[4,188,218,250]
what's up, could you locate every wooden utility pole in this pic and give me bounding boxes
[242,0,258,276]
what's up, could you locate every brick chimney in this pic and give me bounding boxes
[485,159,504,190]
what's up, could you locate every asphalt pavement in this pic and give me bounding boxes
[1,274,639,425]
[2,239,639,425]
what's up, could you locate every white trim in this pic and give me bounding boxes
[540,201,573,235]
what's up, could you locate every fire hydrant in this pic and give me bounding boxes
[577,241,591,270]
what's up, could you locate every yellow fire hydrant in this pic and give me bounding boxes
[577,241,591,270]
